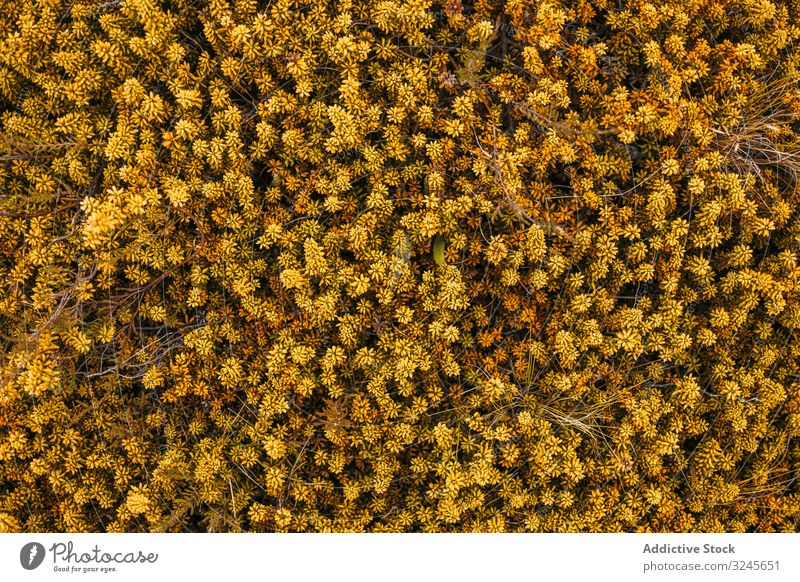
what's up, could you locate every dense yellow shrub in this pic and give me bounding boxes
[2,0,800,532]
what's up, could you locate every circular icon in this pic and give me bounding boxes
[20,542,46,570]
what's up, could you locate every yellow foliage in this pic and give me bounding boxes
[1,0,800,534]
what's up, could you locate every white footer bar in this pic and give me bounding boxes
[1,533,798,581]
